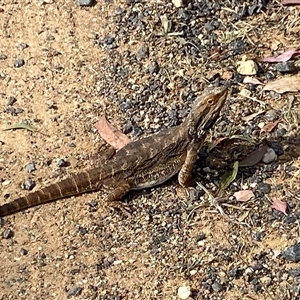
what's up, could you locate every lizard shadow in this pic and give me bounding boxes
[199,132,300,192]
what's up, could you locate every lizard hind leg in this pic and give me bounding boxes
[104,181,132,214]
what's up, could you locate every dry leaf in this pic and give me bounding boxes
[261,48,299,62]
[239,145,268,167]
[96,116,131,150]
[234,190,254,202]
[243,76,263,85]
[282,0,300,4]
[271,198,287,215]
[263,76,300,94]
[260,119,282,133]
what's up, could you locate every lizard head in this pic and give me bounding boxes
[188,86,228,139]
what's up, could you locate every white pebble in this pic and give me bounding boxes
[178,286,191,299]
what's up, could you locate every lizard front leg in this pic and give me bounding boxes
[178,141,202,187]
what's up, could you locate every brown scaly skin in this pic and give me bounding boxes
[0,87,228,217]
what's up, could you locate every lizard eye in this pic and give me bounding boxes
[207,98,214,105]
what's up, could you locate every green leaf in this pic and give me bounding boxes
[3,123,37,132]
[217,161,239,195]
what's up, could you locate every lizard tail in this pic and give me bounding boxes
[0,171,99,217]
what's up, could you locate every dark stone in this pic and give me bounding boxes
[25,162,36,173]
[5,107,24,116]
[282,244,300,262]
[122,122,133,134]
[252,231,265,242]
[230,39,248,55]
[103,36,115,45]
[16,43,29,51]
[132,125,143,137]
[268,142,283,156]
[251,277,262,292]
[20,248,28,255]
[275,61,296,73]
[57,159,68,168]
[0,54,7,60]
[67,286,83,297]
[287,268,300,278]
[14,59,25,68]
[21,178,35,191]
[7,96,17,106]
[256,182,271,194]
[189,188,201,202]
[232,71,244,83]
[212,282,225,292]
[87,200,98,208]
[70,269,80,275]
[284,214,297,224]
[78,226,88,236]
[45,35,55,41]
[103,35,117,49]
[195,233,206,242]
[252,262,264,271]
[275,128,287,138]
[178,8,191,20]
[148,61,160,75]
[77,0,93,6]
[264,109,279,122]
[265,71,275,80]
[3,228,14,239]
[229,267,243,279]
[136,45,149,61]
[68,143,76,148]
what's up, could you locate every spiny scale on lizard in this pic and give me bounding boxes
[0,86,228,217]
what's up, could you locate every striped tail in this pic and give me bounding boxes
[0,170,100,217]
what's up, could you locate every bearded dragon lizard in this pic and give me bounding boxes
[0,86,228,217]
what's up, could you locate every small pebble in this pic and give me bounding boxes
[237,59,258,75]
[57,159,68,168]
[67,286,83,297]
[287,268,300,278]
[3,228,14,239]
[275,61,296,73]
[21,178,35,191]
[136,45,149,61]
[178,286,191,300]
[14,59,25,68]
[172,0,183,7]
[16,43,29,51]
[20,248,28,255]
[212,282,225,292]
[256,182,271,194]
[268,142,283,155]
[149,61,160,75]
[0,54,7,60]
[25,162,36,173]
[7,96,17,106]
[78,226,88,236]
[282,244,300,262]
[262,148,277,164]
[77,0,93,6]
[240,88,251,98]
